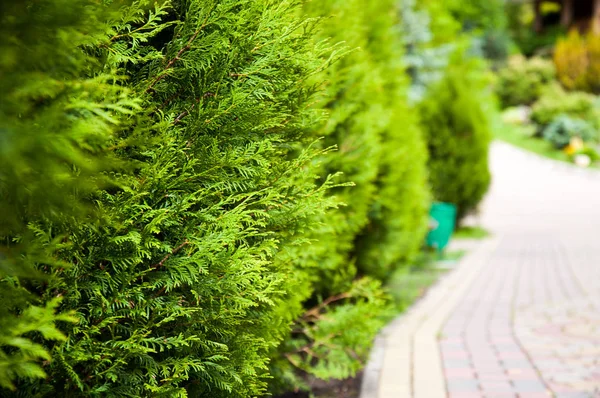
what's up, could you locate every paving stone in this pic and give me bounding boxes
[480,380,514,392]
[511,380,547,393]
[445,368,477,378]
[478,373,510,382]
[501,359,534,368]
[444,352,471,360]
[445,359,473,368]
[448,393,484,398]
[553,394,593,398]
[446,379,480,392]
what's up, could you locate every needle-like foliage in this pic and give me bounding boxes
[2,0,432,396]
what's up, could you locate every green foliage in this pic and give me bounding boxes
[449,0,507,32]
[354,0,430,280]
[531,84,599,127]
[419,50,492,222]
[268,0,430,391]
[476,28,511,64]
[415,0,462,44]
[570,146,600,162]
[0,0,134,389]
[453,226,490,240]
[417,0,510,63]
[450,0,510,63]
[304,0,430,286]
[400,0,454,101]
[3,0,433,396]
[505,1,565,56]
[496,55,556,108]
[4,0,342,396]
[554,30,600,93]
[542,115,597,149]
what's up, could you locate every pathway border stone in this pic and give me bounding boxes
[360,237,500,398]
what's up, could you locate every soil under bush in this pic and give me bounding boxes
[276,372,362,398]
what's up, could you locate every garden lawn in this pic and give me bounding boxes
[454,226,489,240]
[385,251,462,312]
[492,113,571,163]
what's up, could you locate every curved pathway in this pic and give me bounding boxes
[362,142,600,398]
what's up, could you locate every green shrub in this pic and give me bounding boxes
[570,146,600,162]
[4,0,432,396]
[531,84,599,127]
[542,115,597,149]
[554,30,600,93]
[506,0,566,57]
[400,0,454,101]
[5,1,346,396]
[495,55,555,107]
[354,0,430,280]
[0,0,133,389]
[477,28,511,64]
[1,0,503,395]
[269,0,431,390]
[419,50,492,222]
[267,0,391,390]
[419,0,511,63]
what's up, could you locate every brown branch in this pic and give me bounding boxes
[146,27,205,93]
[159,89,184,111]
[153,240,189,269]
[153,286,167,299]
[302,292,351,320]
[173,98,201,125]
[173,106,194,125]
[284,353,302,369]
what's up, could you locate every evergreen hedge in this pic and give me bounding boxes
[2,0,431,396]
[354,0,430,281]
[270,0,430,390]
[419,50,492,222]
[0,0,136,389]
[4,1,338,396]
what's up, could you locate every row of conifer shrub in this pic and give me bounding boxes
[0,0,490,396]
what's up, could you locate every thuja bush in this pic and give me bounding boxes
[0,0,136,389]
[354,0,430,280]
[4,0,349,396]
[4,0,432,396]
[268,0,430,390]
[419,49,492,222]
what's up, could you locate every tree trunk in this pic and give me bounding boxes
[534,0,543,33]
[593,0,600,34]
[561,0,574,28]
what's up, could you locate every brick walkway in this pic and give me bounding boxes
[362,143,600,398]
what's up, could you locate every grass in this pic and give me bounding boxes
[453,226,489,240]
[491,113,572,163]
[385,250,464,311]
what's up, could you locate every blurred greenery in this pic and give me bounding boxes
[454,226,490,240]
[386,250,465,311]
[492,113,571,163]
[495,56,556,108]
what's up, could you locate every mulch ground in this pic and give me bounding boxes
[275,372,362,398]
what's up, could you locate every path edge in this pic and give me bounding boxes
[359,237,500,398]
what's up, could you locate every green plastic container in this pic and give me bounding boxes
[426,202,457,251]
